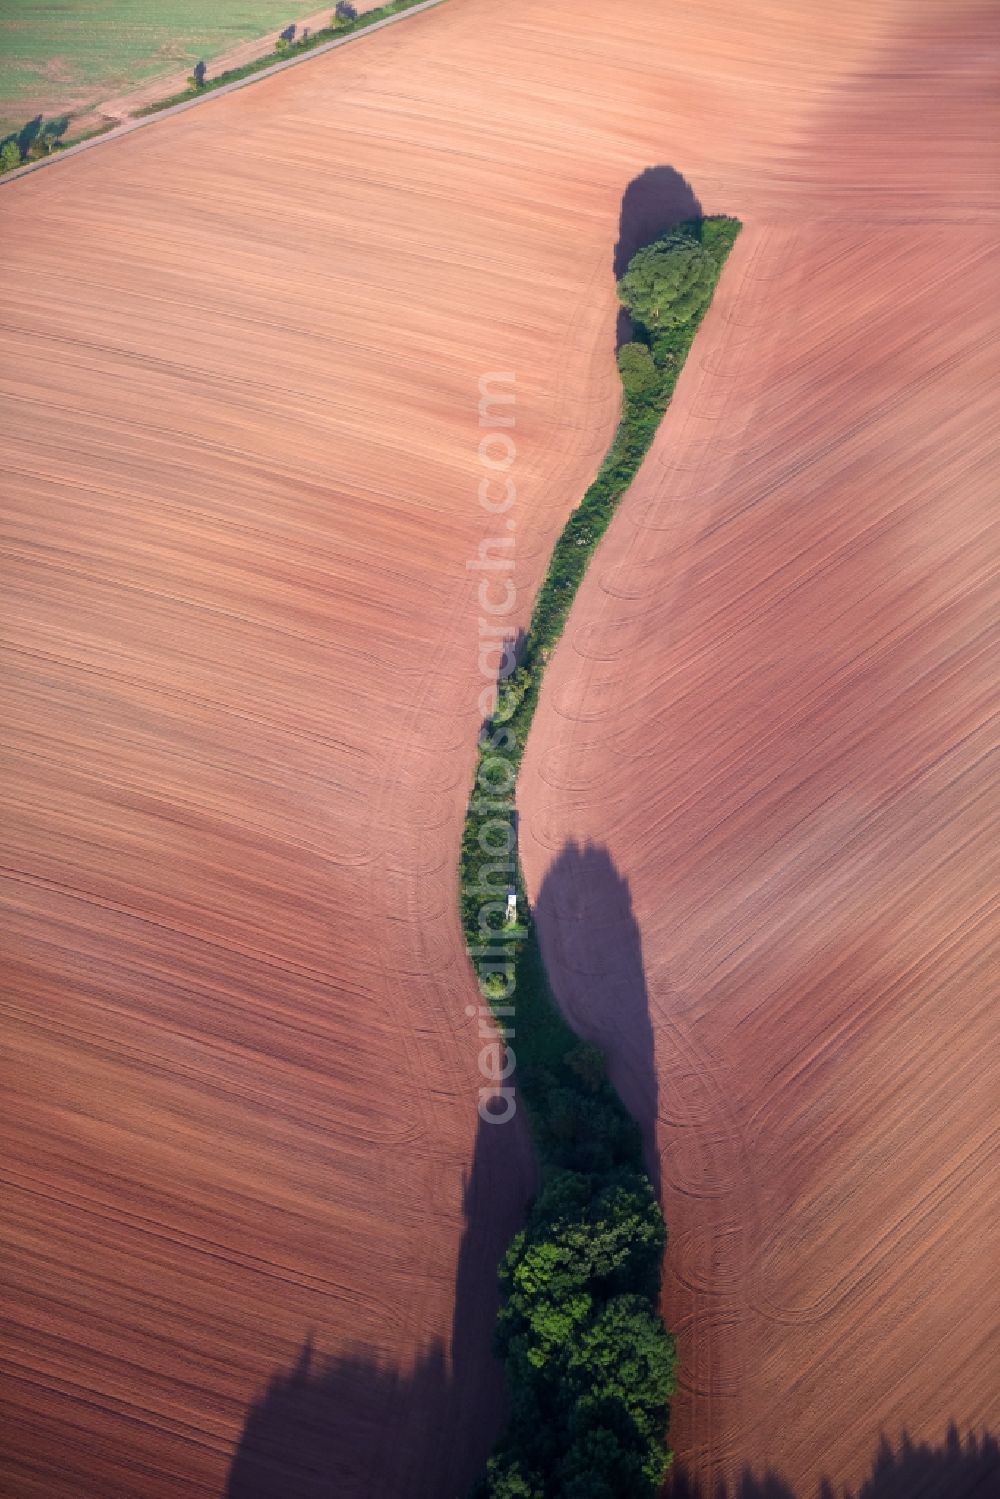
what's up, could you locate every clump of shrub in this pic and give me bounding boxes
[478,1166,675,1499]
[616,341,659,402]
[464,216,741,1498]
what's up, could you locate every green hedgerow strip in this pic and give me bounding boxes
[463,216,741,1499]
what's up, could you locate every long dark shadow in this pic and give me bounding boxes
[671,1424,1000,1498]
[223,1113,530,1498]
[532,839,660,1195]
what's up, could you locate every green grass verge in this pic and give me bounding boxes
[463,215,741,1499]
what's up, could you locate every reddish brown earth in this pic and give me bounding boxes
[520,6,1000,1498]
[1,0,996,1495]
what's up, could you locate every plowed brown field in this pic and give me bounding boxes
[1,0,996,1495]
[519,6,1000,1498]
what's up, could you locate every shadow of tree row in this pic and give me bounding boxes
[671,1425,1000,1499]
[613,164,703,349]
[224,841,998,1498]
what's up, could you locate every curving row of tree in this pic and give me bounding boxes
[0,0,446,172]
[462,217,741,1498]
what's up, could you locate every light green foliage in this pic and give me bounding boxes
[0,2,338,137]
[496,1170,666,1348]
[617,228,718,347]
[478,1458,545,1499]
[616,341,658,402]
[0,139,21,172]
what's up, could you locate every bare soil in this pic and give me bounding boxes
[1,1,996,1495]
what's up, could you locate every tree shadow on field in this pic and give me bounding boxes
[533,840,660,1194]
[614,165,703,349]
[478,628,528,726]
[224,1113,531,1499]
[1,114,70,163]
[669,1424,1000,1498]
